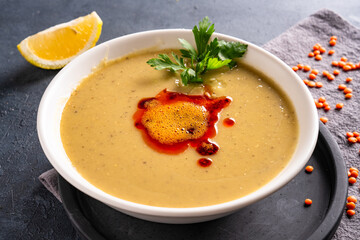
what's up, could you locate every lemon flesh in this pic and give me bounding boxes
[17,11,102,69]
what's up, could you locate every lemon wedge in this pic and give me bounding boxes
[17,11,103,69]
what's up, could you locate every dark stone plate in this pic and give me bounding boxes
[59,122,347,240]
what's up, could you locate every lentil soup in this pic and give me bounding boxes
[60,49,298,208]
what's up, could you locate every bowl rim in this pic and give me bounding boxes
[37,28,319,218]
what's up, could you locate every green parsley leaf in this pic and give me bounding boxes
[147,17,248,86]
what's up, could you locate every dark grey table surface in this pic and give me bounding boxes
[1,1,360,239]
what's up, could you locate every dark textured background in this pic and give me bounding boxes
[1,0,360,239]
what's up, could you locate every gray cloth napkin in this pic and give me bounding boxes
[39,8,360,239]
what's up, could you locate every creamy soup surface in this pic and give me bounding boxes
[60,49,298,208]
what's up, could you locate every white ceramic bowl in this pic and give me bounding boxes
[37,29,319,224]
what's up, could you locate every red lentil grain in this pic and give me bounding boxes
[345,93,353,99]
[349,177,357,184]
[315,102,324,108]
[304,199,313,205]
[348,196,358,203]
[307,81,315,88]
[315,55,322,61]
[350,171,359,178]
[343,65,352,71]
[328,49,335,55]
[304,65,311,71]
[335,103,344,109]
[329,39,336,46]
[311,69,319,75]
[327,74,335,81]
[348,137,358,143]
[341,57,348,62]
[347,132,354,138]
[315,82,323,88]
[347,210,356,216]
[320,117,328,123]
[338,84,346,90]
[309,73,317,80]
[344,88,353,94]
[346,77,353,82]
[347,202,356,210]
[305,165,314,173]
[318,97,326,103]
[338,61,346,67]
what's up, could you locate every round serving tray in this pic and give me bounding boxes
[59,122,348,240]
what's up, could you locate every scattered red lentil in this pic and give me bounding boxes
[350,167,359,173]
[348,137,358,143]
[347,132,354,138]
[347,202,356,210]
[343,65,352,71]
[341,56,348,62]
[349,177,357,184]
[315,55,322,61]
[333,69,340,75]
[303,79,309,85]
[338,61,346,67]
[336,103,344,109]
[348,196,358,203]
[308,52,314,58]
[305,165,314,173]
[353,132,360,137]
[330,36,338,41]
[292,66,299,72]
[344,88,353,94]
[319,47,326,53]
[338,84,346,90]
[347,209,356,216]
[320,117,328,123]
[322,70,329,76]
[324,105,331,111]
[313,50,320,56]
[346,77,353,82]
[315,82,323,88]
[315,102,323,108]
[328,49,335,55]
[304,199,313,205]
[345,93,353,99]
[332,61,338,66]
[327,74,335,80]
[303,65,311,71]
[350,171,359,178]
[311,69,319,75]
[318,97,326,103]
[307,81,315,88]
[329,39,337,46]
[309,73,317,80]
[297,64,304,70]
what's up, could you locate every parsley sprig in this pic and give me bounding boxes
[147,17,248,85]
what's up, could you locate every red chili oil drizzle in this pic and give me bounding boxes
[198,158,213,167]
[133,89,232,156]
[223,117,236,127]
